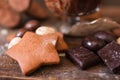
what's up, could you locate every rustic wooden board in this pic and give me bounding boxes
[0,1,120,79]
[0,32,120,80]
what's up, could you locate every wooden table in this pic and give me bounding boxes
[0,1,120,80]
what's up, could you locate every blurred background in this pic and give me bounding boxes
[0,0,120,29]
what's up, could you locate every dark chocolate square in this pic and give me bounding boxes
[66,46,100,70]
[98,41,120,73]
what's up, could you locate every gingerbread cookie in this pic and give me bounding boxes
[6,32,60,75]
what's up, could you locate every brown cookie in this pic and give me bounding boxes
[6,32,60,75]
[55,32,69,52]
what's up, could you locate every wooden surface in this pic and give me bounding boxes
[0,34,120,80]
[0,1,120,80]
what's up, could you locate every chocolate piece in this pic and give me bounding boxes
[98,41,120,73]
[24,20,40,31]
[16,28,28,37]
[66,46,100,70]
[94,31,116,43]
[82,36,106,51]
[6,32,60,75]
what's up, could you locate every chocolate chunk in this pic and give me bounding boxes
[98,41,120,74]
[16,28,28,37]
[24,20,40,31]
[66,46,100,70]
[82,36,106,51]
[94,31,116,43]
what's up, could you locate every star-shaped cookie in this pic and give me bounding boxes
[6,32,60,75]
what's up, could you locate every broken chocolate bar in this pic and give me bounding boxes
[98,41,120,74]
[66,46,100,70]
